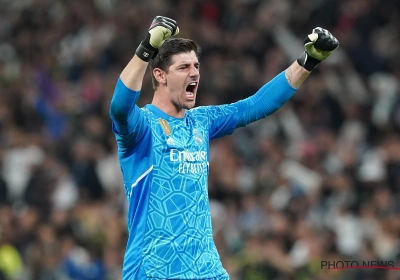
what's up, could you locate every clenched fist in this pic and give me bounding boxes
[297,27,339,71]
[136,16,179,62]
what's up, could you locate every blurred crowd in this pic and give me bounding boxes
[0,0,400,279]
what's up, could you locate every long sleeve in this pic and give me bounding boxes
[234,71,297,126]
[193,71,297,140]
[109,78,149,146]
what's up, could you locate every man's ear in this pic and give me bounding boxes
[153,68,166,85]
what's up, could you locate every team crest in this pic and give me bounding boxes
[193,129,204,144]
[166,137,175,145]
[158,118,171,136]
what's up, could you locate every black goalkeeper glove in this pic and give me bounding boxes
[135,16,179,62]
[297,27,339,71]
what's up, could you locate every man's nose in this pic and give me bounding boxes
[190,66,199,77]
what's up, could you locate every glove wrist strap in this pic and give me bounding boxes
[297,51,321,71]
[135,43,155,62]
[135,33,157,62]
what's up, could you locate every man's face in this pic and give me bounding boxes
[165,51,200,110]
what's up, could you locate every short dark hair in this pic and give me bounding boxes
[150,38,201,90]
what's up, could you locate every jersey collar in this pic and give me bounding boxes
[145,104,186,120]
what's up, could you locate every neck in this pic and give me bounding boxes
[152,90,186,118]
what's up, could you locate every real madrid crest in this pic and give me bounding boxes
[158,118,171,136]
[193,129,204,144]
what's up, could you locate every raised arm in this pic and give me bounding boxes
[109,17,179,136]
[205,27,339,139]
[120,16,179,90]
[286,27,339,88]
[120,56,149,91]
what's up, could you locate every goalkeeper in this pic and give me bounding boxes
[109,16,339,280]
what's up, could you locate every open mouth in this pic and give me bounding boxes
[186,82,197,101]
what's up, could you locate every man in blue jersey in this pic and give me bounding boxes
[109,16,339,280]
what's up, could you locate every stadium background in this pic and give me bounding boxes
[0,0,400,279]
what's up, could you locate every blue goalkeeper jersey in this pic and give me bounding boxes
[109,71,296,280]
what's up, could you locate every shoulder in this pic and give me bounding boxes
[140,106,154,117]
[190,104,240,118]
[187,106,212,121]
[138,107,160,127]
[188,106,210,115]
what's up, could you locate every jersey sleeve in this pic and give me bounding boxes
[109,78,150,147]
[198,71,297,140]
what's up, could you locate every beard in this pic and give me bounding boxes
[172,97,196,111]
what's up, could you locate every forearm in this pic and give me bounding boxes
[120,55,149,91]
[284,61,311,88]
[239,61,311,122]
[233,71,297,128]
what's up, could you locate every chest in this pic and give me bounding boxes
[149,117,209,176]
[153,117,208,153]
